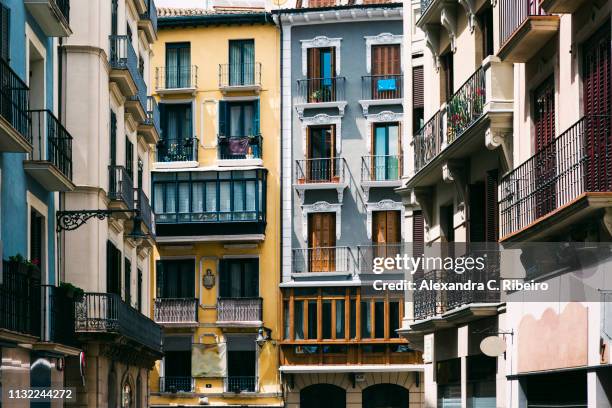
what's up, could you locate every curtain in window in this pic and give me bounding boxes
[192,182,204,216]
[229,40,254,86]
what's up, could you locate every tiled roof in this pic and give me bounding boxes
[158,7,265,17]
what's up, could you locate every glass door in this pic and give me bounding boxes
[372,123,400,180]
[229,40,254,86]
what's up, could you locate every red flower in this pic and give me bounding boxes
[32,258,40,266]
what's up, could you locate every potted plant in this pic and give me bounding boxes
[8,254,32,275]
[59,282,85,301]
[310,89,323,103]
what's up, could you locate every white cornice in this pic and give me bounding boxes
[278,7,403,26]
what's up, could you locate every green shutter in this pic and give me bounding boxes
[218,101,227,137]
[253,99,260,135]
[156,260,164,298]
[0,3,9,62]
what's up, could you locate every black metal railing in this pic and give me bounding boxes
[53,0,70,24]
[29,109,73,180]
[0,59,30,142]
[447,66,485,143]
[159,376,194,393]
[445,263,500,310]
[499,115,611,237]
[217,135,262,160]
[41,285,78,347]
[153,298,198,323]
[295,157,347,184]
[140,0,158,34]
[413,110,444,173]
[0,260,40,337]
[499,0,548,47]
[136,187,154,233]
[420,0,434,15]
[219,62,262,88]
[129,73,148,114]
[108,165,135,209]
[297,77,346,104]
[225,376,256,393]
[145,96,161,134]
[358,244,404,274]
[217,298,262,322]
[155,66,198,90]
[361,155,402,181]
[109,35,141,86]
[157,137,198,162]
[292,247,354,274]
[75,292,162,353]
[361,74,403,100]
[413,270,445,321]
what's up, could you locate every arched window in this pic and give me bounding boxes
[300,384,346,408]
[121,378,133,408]
[363,383,409,408]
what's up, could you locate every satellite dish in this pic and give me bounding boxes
[480,336,506,357]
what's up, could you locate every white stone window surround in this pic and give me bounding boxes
[301,201,343,241]
[364,33,403,74]
[301,113,343,156]
[364,110,403,154]
[365,199,405,240]
[301,36,343,76]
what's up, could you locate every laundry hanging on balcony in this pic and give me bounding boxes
[228,137,250,156]
[377,78,397,92]
[192,342,227,378]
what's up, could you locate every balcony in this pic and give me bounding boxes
[125,73,148,124]
[24,0,71,37]
[218,63,262,94]
[152,170,267,240]
[135,187,155,235]
[138,0,158,44]
[138,96,161,144]
[155,66,198,95]
[74,292,163,354]
[498,0,559,63]
[499,115,611,241]
[217,298,262,327]
[23,110,74,191]
[360,155,403,200]
[109,35,142,97]
[224,376,256,393]
[0,260,40,343]
[359,75,403,115]
[294,158,348,203]
[153,298,198,326]
[292,247,355,278]
[295,77,347,117]
[217,135,262,165]
[280,344,420,368]
[357,244,404,275]
[0,59,31,153]
[159,377,194,393]
[539,0,590,13]
[156,137,198,164]
[108,165,134,210]
[36,285,80,355]
[408,58,513,188]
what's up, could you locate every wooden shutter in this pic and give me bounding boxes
[533,76,556,218]
[412,210,424,279]
[582,22,611,117]
[468,182,486,242]
[413,66,424,108]
[218,101,227,137]
[107,241,121,295]
[0,3,9,62]
[308,213,336,272]
[253,99,260,135]
[534,76,556,151]
[485,170,499,242]
[307,47,320,79]
[372,44,400,76]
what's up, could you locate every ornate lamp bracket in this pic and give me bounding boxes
[57,210,138,232]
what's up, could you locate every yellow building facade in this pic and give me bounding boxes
[148,8,282,408]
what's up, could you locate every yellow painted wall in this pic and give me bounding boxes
[148,20,282,407]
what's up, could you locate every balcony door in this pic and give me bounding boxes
[165,42,190,88]
[371,44,400,99]
[219,258,259,298]
[229,39,254,86]
[226,334,256,392]
[106,241,122,296]
[218,100,260,159]
[163,335,192,392]
[373,210,400,259]
[308,212,336,272]
[307,47,335,102]
[29,208,44,282]
[372,123,400,181]
[307,125,335,182]
[159,103,193,162]
[156,259,195,299]
[533,76,556,219]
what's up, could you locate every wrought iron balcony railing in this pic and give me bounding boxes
[54,0,70,24]
[41,284,78,347]
[109,35,142,87]
[296,77,346,104]
[217,297,262,323]
[446,66,485,144]
[136,187,154,234]
[159,376,194,393]
[145,96,161,134]
[295,157,347,184]
[361,155,402,182]
[155,66,198,90]
[29,109,73,180]
[499,0,548,47]
[218,62,261,88]
[413,110,444,173]
[153,298,198,324]
[413,270,445,321]
[361,74,403,100]
[420,0,434,15]
[157,137,198,162]
[499,115,611,238]
[218,135,262,160]
[292,247,355,274]
[357,244,404,275]
[0,58,31,141]
[75,292,162,353]
[128,70,148,114]
[0,260,40,338]
[140,0,158,34]
[225,376,256,393]
[108,165,135,209]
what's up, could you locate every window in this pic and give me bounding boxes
[218,100,261,159]
[124,258,132,305]
[413,66,424,132]
[228,40,255,86]
[441,52,454,102]
[165,42,191,88]
[533,77,556,219]
[137,269,143,313]
[110,111,117,164]
[106,241,121,296]
[226,334,256,392]
[125,137,134,178]
[478,6,494,59]
[162,336,192,392]
[156,259,195,299]
[371,123,400,181]
[372,210,401,259]
[111,0,118,35]
[437,359,461,408]
[307,47,335,102]
[0,3,9,62]
[29,209,44,280]
[371,44,401,99]
[158,103,193,162]
[308,212,336,273]
[219,258,259,298]
[305,125,336,182]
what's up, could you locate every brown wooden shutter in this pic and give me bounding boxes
[412,210,424,279]
[533,76,556,218]
[485,170,499,242]
[534,76,556,151]
[413,66,424,108]
[372,44,400,76]
[308,213,336,272]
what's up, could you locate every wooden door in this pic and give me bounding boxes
[307,47,335,102]
[371,44,401,99]
[533,76,556,218]
[372,210,400,258]
[308,213,336,272]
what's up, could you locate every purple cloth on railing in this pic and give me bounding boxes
[228,138,249,155]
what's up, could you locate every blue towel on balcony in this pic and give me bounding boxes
[377,79,396,91]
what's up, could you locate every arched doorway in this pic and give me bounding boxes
[31,358,52,408]
[300,384,346,408]
[363,383,409,408]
